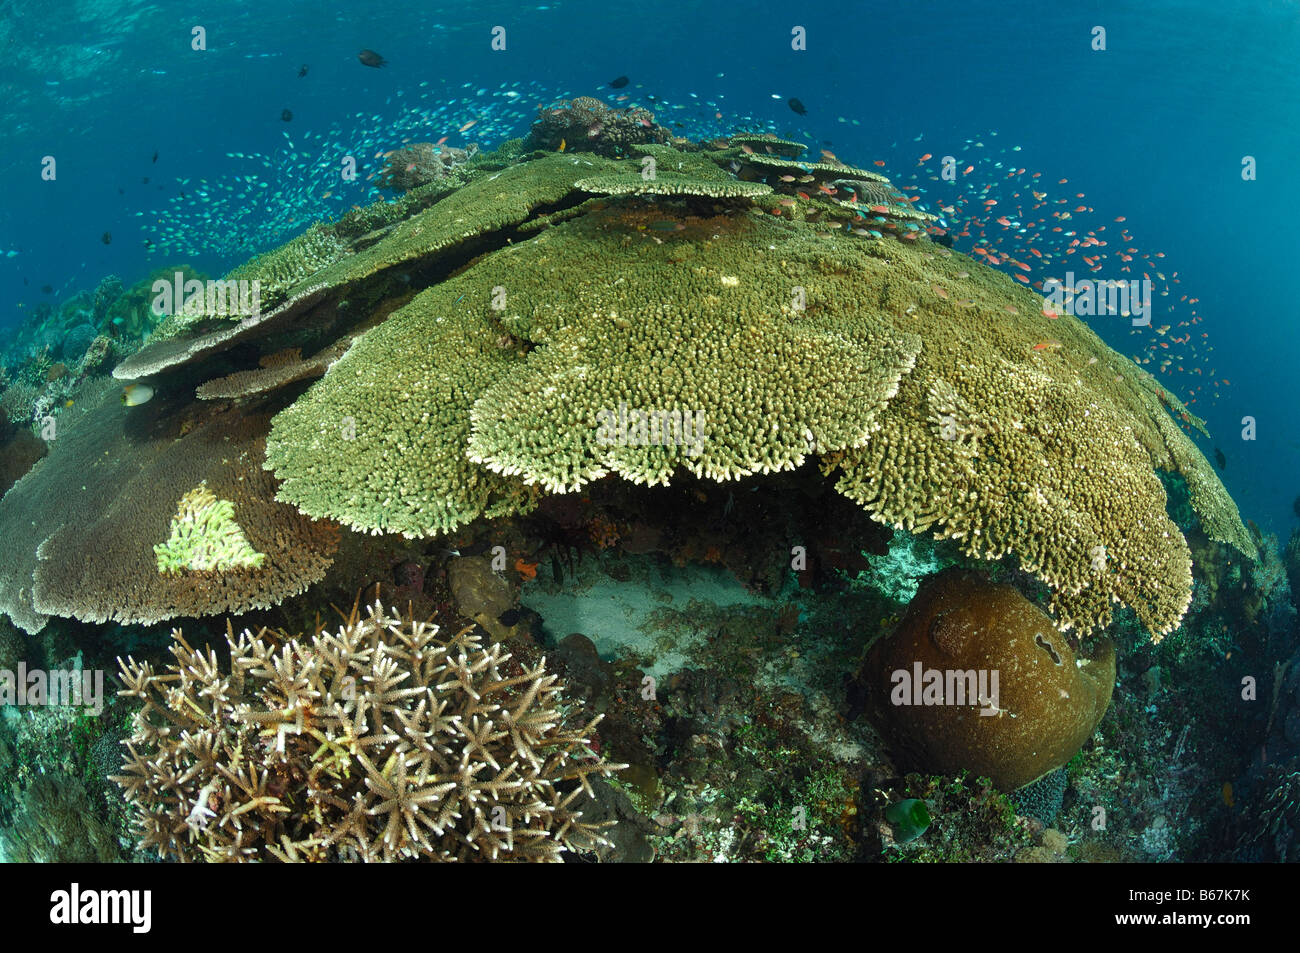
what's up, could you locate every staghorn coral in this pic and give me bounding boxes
[112,600,622,862]
[0,379,338,634]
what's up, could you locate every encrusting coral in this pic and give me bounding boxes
[112,599,623,862]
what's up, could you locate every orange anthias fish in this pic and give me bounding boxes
[514,558,539,580]
[1032,339,1063,351]
[459,118,478,133]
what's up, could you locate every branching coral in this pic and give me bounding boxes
[113,600,622,862]
[154,482,266,573]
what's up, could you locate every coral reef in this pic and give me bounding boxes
[195,339,352,400]
[154,482,267,573]
[1284,529,1300,609]
[114,152,621,383]
[61,324,97,364]
[0,380,338,633]
[0,774,121,863]
[574,174,772,200]
[113,600,621,861]
[216,223,352,318]
[375,142,478,192]
[525,97,673,157]
[259,139,1246,637]
[0,122,1272,867]
[104,264,207,341]
[0,419,46,497]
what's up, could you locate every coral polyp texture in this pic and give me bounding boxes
[257,143,1250,638]
[154,482,267,573]
[112,600,622,862]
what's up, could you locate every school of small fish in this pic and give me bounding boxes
[98,81,1225,410]
[880,133,1225,406]
[138,79,768,266]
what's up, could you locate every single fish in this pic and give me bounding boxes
[297,64,309,78]
[358,49,387,68]
[101,231,112,245]
[787,97,807,115]
[281,108,293,122]
[121,383,154,406]
[609,75,629,88]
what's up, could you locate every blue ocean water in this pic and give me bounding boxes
[2,0,1297,533]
